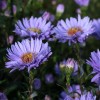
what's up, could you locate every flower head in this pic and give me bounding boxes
[76,8,81,14]
[59,91,73,100]
[91,73,100,85]
[45,73,54,84]
[60,85,81,100]
[68,85,81,95]
[80,92,96,100]
[56,59,78,85]
[56,4,65,14]
[59,91,96,100]
[55,58,78,76]
[7,35,14,45]
[33,78,41,90]
[42,11,55,22]
[54,15,94,45]
[86,49,100,85]
[14,16,53,40]
[0,92,7,100]
[60,58,78,74]
[74,0,90,7]
[56,4,65,18]
[93,19,100,39]
[44,95,51,100]
[0,0,7,10]
[42,11,51,21]
[5,38,52,72]
[87,49,100,73]
[54,63,61,75]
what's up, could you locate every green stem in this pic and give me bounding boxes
[72,44,84,79]
[29,71,34,100]
[73,44,83,66]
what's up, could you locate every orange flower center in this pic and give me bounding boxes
[21,53,33,64]
[28,28,41,34]
[68,27,82,36]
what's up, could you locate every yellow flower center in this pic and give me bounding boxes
[68,27,82,36]
[21,53,33,64]
[28,28,41,34]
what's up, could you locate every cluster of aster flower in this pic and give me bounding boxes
[5,7,100,99]
[59,86,96,100]
[55,58,97,100]
[6,14,54,72]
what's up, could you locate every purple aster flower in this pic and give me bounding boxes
[74,0,90,7]
[60,58,78,75]
[68,85,81,95]
[33,78,41,90]
[68,85,82,99]
[59,91,74,100]
[59,85,81,100]
[87,49,100,73]
[5,38,52,72]
[45,73,54,84]
[86,49,100,85]
[54,15,94,45]
[14,16,53,40]
[91,73,100,85]
[0,0,7,10]
[93,19,100,39]
[80,92,96,100]
[0,92,7,100]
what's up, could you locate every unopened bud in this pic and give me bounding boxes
[56,4,64,18]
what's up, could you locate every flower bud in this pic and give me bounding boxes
[60,58,78,70]
[0,92,8,100]
[76,8,81,14]
[74,0,90,7]
[13,5,17,15]
[0,0,7,10]
[60,58,78,85]
[42,11,51,21]
[7,35,14,45]
[42,11,55,22]
[51,0,56,5]
[56,4,64,18]
[33,78,41,90]
[44,95,51,100]
[45,74,54,84]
